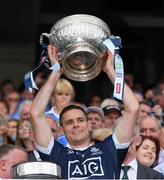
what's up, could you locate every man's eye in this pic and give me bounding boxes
[151,129,157,132]
[140,129,145,133]
[65,121,72,125]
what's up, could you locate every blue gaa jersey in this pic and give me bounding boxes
[38,135,128,179]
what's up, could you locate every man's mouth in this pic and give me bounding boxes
[72,131,82,135]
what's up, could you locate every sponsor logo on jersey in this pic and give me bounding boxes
[68,157,104,179]
[67,149,74,154]
[90,147,103,156]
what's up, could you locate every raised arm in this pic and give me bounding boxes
[30,45,61,148]
[104,51,139,144]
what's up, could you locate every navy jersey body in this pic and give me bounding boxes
[39,135,128,179]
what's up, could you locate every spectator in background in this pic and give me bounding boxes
[87,94,102,107]
[9,99,34,121]
[139,116,161,139]
[100,99,122,129]
[102,105,122,129]
[101,98,121,109]
[18,100,33,120]
[45,78,75,122]
[5,119,17,144]
[0,101,9,120]
[0,79,15,101]
[144,85,164,116]
[138,101,151,120]
[136,136,160,168]
[139,115,164,175]
[46,116,60,140]
[18,83,35,102]
[120,135,163,179]
[86,106,104,131]
[0,118,8,145]
[155,94,164,112]
[157,77,164,94]
[138,100,163,125]
[16,117,59,160]
[16,119,41,161]
[0,144,27,179]
[144,88,155,102]
[4,91,20,120]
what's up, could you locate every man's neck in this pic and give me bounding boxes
[67,139,94,150]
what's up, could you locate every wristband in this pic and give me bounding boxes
[49,62,60,72]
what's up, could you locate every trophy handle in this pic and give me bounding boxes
[40,33,51,45]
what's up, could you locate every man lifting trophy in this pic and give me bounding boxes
[28,14,140,179]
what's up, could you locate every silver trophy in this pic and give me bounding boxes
[11,161,61,179]
[40,14,111,81]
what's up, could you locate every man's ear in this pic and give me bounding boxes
[135,135,142,146]
[60,126,64,134]
[0,159,7,170]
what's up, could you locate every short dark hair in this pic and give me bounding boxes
[136,135,160,168]
[59,104,87,126]
[0,144,27,159]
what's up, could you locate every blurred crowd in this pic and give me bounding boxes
[0,70,164,178]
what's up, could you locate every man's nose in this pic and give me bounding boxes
[73,121,80,128]
[92,120,96,123]
[145,130,151,136]
[90,118,95,123]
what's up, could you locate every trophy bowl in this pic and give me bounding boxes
[40,14,111,81]
[11,161,61,179]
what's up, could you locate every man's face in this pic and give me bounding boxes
[4,149,27,178]
[87,112,103,130]
[138,104,151,119]
[104,112,120,128]
[61,109,90,146]
[5,92,19,107]
[155,95,164,110]
[139,117,161,138]
[89,96,101,107]
[20,104,31,120]
[7,121,17,137]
